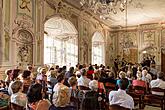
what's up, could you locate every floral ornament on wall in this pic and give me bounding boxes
[18,45,29,62]
[19,0,31,12]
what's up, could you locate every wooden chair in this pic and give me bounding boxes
[109,104,130,110]
[10,103,24,110]
[104,82,116,102]
[143,87,165,110]
[0,106,9,110]
[127,85,146,109]
[78,85,90,90]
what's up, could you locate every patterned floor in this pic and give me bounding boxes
[144,106,160,110]
[134,105,161,110]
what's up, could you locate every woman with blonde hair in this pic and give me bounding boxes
[10,80,27,107]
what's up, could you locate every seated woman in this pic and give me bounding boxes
[27,83,51,110]
[21,70,31,86]
[10,80,27,107]
[132,71,147,94]
[68,76,79,110]
[52,74,71,109]
[4,69,12,84]
[89,75,106,93]
[21,70,32,93]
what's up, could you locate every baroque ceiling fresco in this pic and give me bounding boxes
[64,0,165,28]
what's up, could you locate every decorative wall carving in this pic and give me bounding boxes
[117,31,138,63]
[12,15,33,35]
[16,29,33,65]
[4,31,10,61]
[45,0,73,19]
[0,0,2,66]
[17,0,34,19]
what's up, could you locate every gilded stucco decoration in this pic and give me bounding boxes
[16,29,33,65]
[12,14,34,66]
[161,29,165,54]
[12,15,33,35]
[109,33,117,62]
[118,31,138,63]
[82,21,89,64]
[45,0,73,19]
[17,0,34,19]
[141,30,157,58]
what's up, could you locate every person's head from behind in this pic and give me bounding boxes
[157,72,164,79]
[118,78,129,90]
[27,83,42,103]
[78,65,83,70]
[37,67,42,73]
[69,67,74,73]
[40,68,46,75]
[136,71,142,80]
[89,80,98,91]
[5,69,12,76]
[81,68,87,76]
[11,80,23,94]
[119,71,126,79]
[88,65,94,71]
[22,70,31,79]
[27,65,33,71]
[49,70,57,78]
[11,69,20,81]
[57,74,65,83]
[68,76,77,87]
[142,70,148,77]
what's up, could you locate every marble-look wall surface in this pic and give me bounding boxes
[42,0,109,65]
[111,23,164,70]
[0,0,110,75]
[0,0,2,68]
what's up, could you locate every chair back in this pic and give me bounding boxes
[133,85,146,94]
[10,103,24,110]
[151,87,165,96]
[109,104,130,110]
[0,106,9,110]
[78,86,90,90]
[104,82,116,90]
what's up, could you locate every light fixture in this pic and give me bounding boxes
[80,0,133,15]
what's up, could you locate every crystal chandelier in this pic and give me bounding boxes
[80,0,133,15]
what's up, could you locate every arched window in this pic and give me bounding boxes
[92,32,105,65]
[44,17,78,66]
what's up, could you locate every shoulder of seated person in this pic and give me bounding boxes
[39,99,51,105]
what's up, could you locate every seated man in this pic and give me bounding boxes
[77,69,91,88]
[150,72,165,95]
[109,78,134,109]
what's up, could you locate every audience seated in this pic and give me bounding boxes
[27,83,51,110]
[8,69,20,95]
[109,78,134,109]
[36,68,47,83]
[132,72,147,94]
[77,69,91,88]
[142,69,152,83]
[52,74,71,109]
[68,76,79,110]
[150,72,165,95]
[10,80,27,107]
[89,75,105,93]
[75,65,83,79]
[87,65,94,80]
[4,69,12,84]
[116,71,126,86]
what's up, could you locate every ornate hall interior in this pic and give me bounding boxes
[0,0,165,75]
